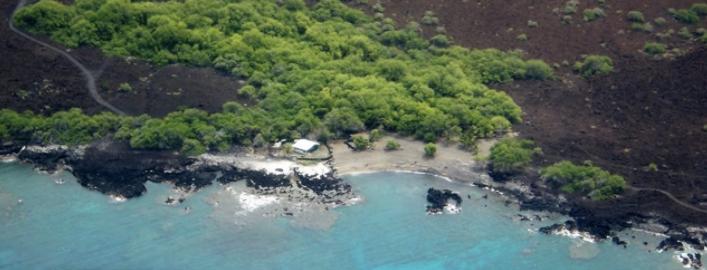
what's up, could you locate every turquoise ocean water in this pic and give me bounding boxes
[0,162,685,269]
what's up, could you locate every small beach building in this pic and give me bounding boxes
[292,139,320,154]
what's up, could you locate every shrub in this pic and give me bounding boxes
[524,59,554,80]
[423,143,437,157]
[563,0,579,14]
[678,27,693,39]
[630,22,654,32]
[627,11,645,22]
[700,32,707,43]
[670,8,700,24]
[369,129,382,142]
[181,138,206,156]
[489,138,541,174]
[372,3,385,13]
[385,139,400,151]
[691,3,707,16]
[643,42,667,55]
[421,11,439,25]
[352,135,370,151]
[527,20,539,27]
[516,33,528,41]
[644,163,659,172]
[583,7,605,22]
[573,55,614,78]
[118,82,133,92]
[541,161,626,200]
[430,34,450,47]
[654,17,668,26]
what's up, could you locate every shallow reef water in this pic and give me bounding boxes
[0,163,688,269]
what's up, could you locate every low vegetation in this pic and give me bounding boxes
[573,55,614,78]
[583,7,606,22]
[352,135,370,151]
[423,143,437,157]
[644,42,667,55]
[692,3,707,16]
[541,161,626,201]
[488,138,541,174]
[669,8,700,24]
[384,139,400,151]
[626,11,645,23]
[11,0,554,149]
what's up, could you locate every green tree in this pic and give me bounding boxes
[489,138,541,174]
[542,161,626,200]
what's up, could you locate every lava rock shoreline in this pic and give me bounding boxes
[483,180,707,254]
[2,142,352,204]
[3,141,705,254]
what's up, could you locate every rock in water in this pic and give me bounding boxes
[426,188,462,215]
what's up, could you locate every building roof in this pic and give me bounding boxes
[292,139,320,152]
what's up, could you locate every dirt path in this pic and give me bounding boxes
[628,186,707,214]
[8,0,126,115]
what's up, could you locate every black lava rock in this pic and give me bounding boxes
[426,188,462,214]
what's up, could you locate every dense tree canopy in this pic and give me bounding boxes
[541,161,626,201]
[9,0,554,154]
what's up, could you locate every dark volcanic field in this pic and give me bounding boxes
[0,0,249,116]
[367,0,707,227]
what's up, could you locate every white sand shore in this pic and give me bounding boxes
[330,135,495,185]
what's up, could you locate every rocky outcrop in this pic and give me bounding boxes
[6,142,353,203]
[426,188,462,214]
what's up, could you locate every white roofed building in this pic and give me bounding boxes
[292,139,320,153]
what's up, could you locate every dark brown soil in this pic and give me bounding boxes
[0,0,249,116]
[366,0,707,227]
[363,0,707,64]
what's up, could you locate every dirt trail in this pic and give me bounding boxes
[8,0,126,115]
[628,186,707,214]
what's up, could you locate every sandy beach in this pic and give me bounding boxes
[329,135,496,185]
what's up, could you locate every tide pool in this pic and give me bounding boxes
[0,162,685,269]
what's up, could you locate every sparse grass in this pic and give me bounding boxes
[574,55,614,78]
[669,8,700,24]
[644,42,667,55]
[583,7,606,22]
[627,10,645,22]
